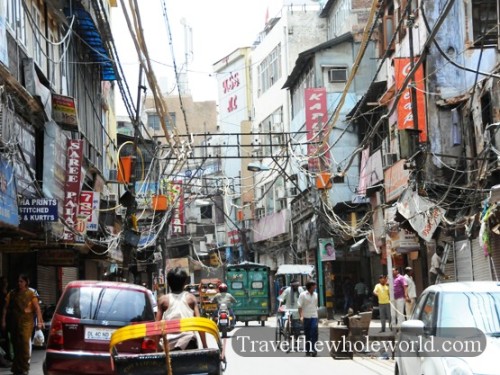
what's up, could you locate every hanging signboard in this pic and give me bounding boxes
[319,237,336,261]
[62,140,84,242]
[52,94,78,129]
[0,157,19,226]
[79,191,100,231]
[305,87,330,172]
[18,198,58,222]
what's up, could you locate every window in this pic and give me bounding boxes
[231,282,243,290]
[147,113,176,131]
[200,205,213,219]
[327,67,348,83]
[420,292,436,333]
[31,4,42,66]
[7,0,26,46]
[258,44,281,96]
[471,0,498,46]
[381,0,395,53]
[251,281,264,289]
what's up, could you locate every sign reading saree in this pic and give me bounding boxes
[62,140,83,242]
[394,57,427,142]
[305,87,330,172]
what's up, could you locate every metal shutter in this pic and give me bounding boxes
[61,267,79,290]
[489,235,500,280]
[471,237,492,281]
[36,265,58,306]
[454,240,473,281]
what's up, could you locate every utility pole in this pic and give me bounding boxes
[407,1,429,290]
[121,67,145,283]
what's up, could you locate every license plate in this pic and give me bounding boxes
[219,319,228,324]
[84,327,116,342]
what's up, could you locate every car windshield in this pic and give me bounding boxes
[439,291,500,335]
[57,286,155,322]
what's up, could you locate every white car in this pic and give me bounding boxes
[395,281,500,375]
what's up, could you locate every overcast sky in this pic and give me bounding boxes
[112,0,282,116]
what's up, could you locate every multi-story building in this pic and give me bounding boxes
[0,0,121,303]
[352,0,500,294]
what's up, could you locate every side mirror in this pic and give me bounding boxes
[400,320,425,336]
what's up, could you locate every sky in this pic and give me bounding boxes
[112,0,283,116]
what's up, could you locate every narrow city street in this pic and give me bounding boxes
[1,318,395,375]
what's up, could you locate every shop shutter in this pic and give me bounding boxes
[489,235,500,280]
[471,237,492,281]
[61,267,79,290]
[454,240,473,281]
[36,265,58,306]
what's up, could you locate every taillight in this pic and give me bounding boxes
[47,318,63,348]
[220,313,228,319]
[141,337,157,353]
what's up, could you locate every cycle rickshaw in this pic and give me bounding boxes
[274,264,315,351]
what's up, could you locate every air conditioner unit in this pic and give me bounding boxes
[255,201,264,209]
[383,153,398,167]
[205,234,214,245]
[108,193,118,202]
[276,187,285,199]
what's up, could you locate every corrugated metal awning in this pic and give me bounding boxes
[66,5,116,81]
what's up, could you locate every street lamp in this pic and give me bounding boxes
[247,162,270,172]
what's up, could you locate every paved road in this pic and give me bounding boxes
[0,317,395,375]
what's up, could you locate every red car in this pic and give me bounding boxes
[43,281,157,375]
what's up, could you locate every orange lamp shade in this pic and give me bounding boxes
[316,172,332,190]
[152,195,168,211]
[117,156,133,184]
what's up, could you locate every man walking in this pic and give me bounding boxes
[404,267,416,319]
[298,281,318,357]
[373,275,390,333]
[392,268,407,329]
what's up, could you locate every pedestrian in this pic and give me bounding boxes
[404,267,416,319]
[0,276,11,365]
[1,273,44,375]
[342,276,354,313]
[353,278,368,313]
[156,267,207,350]
[392,268,407,329]
[373,275,390,333]
[429,245,448,284]
[298,281,318,357]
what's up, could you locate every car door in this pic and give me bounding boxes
[401,292,437,375]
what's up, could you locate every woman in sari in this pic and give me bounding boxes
[1,274,43,375]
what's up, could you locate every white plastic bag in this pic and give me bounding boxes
[33,329,45,347]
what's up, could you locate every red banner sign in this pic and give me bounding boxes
[394,57,427,142]
[305,87,330,172]
[62,139,84,242]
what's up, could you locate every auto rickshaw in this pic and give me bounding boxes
[110,317,226,375]
[199,278,221,318]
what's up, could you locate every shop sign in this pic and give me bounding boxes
[62,140,84,242]
[18,198,58,222]
[169,181,185,236]
[52,94,78,128]
[0,157,19,226]
[79,191,100,231]
[38,248,79,267]
[384,160,410,202]
[305,87,330,172]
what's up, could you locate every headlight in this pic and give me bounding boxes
[444,358,474,375]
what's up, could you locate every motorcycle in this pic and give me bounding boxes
[214,303,235,338]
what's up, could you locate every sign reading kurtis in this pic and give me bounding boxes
[394,57,427,142]
[62,140,84,242]
[305,88,330,172]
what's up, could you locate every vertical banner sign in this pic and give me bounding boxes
[305,88,329,172]
[79,191,100,231]
[62,140,83,242]
[170,180,185,236]
[0,0,8,66]
[394,57,427,142]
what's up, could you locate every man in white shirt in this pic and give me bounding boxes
[404,267,417,319]
[429,246,448,284]
[298,281,318,357]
